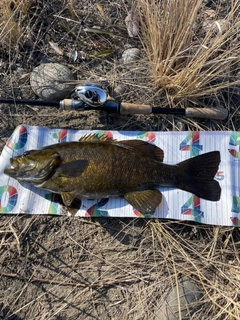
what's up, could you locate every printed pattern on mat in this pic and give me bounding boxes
[7,125,28,150]
[0,186,18,213]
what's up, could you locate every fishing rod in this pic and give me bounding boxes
[0,83,228,120]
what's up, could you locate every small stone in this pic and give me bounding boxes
[125,9,139,38]
[111,85,128,102]
[30,63,76,100]
[155,276,203,320]
[235,70,240,80]
[122,48,141,64]
[174,120,187,131]
[203,19,230,34]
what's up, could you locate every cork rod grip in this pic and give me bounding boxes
[185,107,228,120]
[120,102,152,115]
[61,99,73,110]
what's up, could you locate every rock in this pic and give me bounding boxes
[203,19,230,34]
[122,48,141,64]
[155,276,204,320]
[30,63,76,100]
[125,9,139,38]
[236,70,240,80]
[111,85,128,102]
[174,120,187,131]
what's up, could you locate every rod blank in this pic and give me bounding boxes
[0,98,59,107]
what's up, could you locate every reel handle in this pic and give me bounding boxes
[121,103,228,120]
[120,102,152,114]
[185,107,228,120]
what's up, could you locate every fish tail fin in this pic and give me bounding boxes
[176,151,221,201]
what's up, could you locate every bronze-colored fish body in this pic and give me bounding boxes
[4,134,221,212]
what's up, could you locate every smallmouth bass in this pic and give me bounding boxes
[4,134,221,213]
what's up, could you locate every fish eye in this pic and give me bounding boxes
[22,151,31,157]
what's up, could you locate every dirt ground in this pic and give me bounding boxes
[0,1,240,319]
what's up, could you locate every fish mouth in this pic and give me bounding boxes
[4,158,21,177]
[10,158,19,169]
[4,155,56,183]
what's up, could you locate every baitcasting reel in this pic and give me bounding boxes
[72,82,108,107]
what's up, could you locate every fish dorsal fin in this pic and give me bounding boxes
[79,134,164,161]
[79,133,116,143]
[117,140,164,162]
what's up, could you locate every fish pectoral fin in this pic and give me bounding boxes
[61,191,77,206]
[58,160,89,177]
[117,140,164,162]
[66,198,82,216]
[124,189,162,213]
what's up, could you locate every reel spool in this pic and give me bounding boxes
[74,82,108,107]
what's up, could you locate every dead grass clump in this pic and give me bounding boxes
[0,0,32,46]
[137,0,240,107]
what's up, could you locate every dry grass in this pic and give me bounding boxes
[0,0,240,319]
[138,0,240,107]
[1,216,240,319]
[150,220,240,319]
[0,0,32,46]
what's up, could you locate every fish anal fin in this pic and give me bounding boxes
[118,140,164,162]
[58,160,89,177]
[79,133,116,143]
[61,191,77,206]
[124,189,162,213]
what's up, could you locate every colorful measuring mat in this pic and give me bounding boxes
[0,125,239,226]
